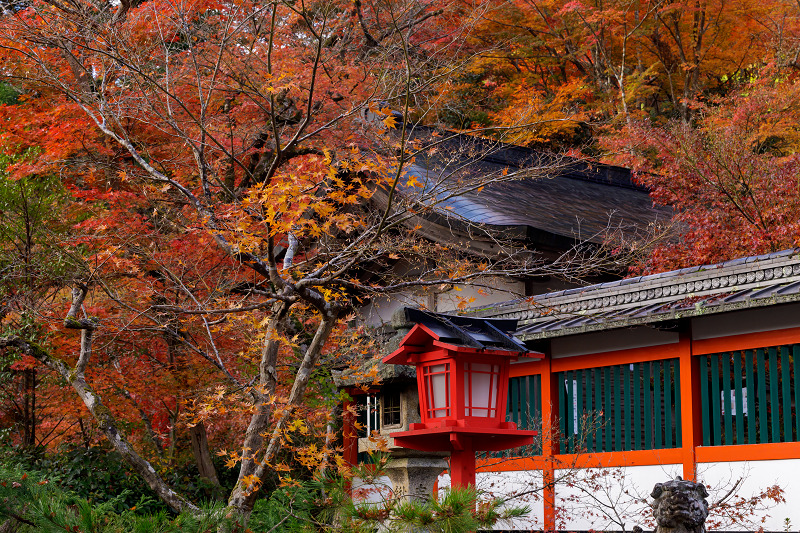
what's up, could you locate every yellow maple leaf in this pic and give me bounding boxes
[382,114,398,129]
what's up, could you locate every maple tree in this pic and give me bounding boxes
[0,170,79,450]
[433,0,800,270]
[612,73,800,272]
[0,0,610,522]
[438,0,799,148]
[1,0,794,523]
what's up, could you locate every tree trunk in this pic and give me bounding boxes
[22,368,35,448]
[230,302,288,495]
[0,336,200,515]
[227,311,338,519]
[71,374,199,514]
[189,422,225,501]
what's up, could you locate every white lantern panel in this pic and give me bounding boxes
[430,368,448,409]
[423,363,451,418]
[464,363,500,417]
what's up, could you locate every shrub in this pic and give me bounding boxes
[0,463,237,532]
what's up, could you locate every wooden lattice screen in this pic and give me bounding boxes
[557,360,682,453]
[483,375,543,458]
[700,345,800,446]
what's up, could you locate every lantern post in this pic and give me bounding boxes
[382,309,541,488]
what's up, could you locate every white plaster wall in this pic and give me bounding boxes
[359,293,427,327]
[437,470,545,531]
[467,460,796,531]
[483,470,545,531]
[698,459,800,531]
[359,279,525,327]
[435,279,526,313]
[351,475,393,505]
[550,327,679,358]
[692,303,800,340]
[553,464,682,532]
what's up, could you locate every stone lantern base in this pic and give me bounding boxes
[383,450,448,503]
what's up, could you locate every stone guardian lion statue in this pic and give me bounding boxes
[650,476,709,533]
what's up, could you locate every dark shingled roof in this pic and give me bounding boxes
[469,249,800,340]
[400,307,527,352]
[397,127,669,249]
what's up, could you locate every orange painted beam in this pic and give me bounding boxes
[555,448,684,469]
[696,441,800,463]
[477,442,800,473]
[510,360,546,378]
[478,440,800,473]
[478,447,684,473]
[692,326,800,355]
[477,455,548,471]
[550,343,681,373]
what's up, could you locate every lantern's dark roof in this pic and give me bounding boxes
[333,308,530,387]
[393,127,668,251]
[469,249,800,340]
[401,308,528,352]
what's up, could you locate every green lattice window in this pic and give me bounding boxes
[700,345,800,446]
[483,375,542,458]
[557,360,682,453]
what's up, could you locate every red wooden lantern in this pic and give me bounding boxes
[382,309,541,488]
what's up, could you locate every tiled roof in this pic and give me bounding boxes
[398,127,669,247]
[399,307,527,352]
[470,249,800,340]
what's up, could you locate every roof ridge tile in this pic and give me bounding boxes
[468,248,800,338]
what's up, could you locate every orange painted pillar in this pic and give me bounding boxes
[450,437,476,489]
[678,328,701,481]
[540,352,559,532]
[342,395,358,467]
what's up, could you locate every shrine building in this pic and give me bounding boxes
[342,248,800,531]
